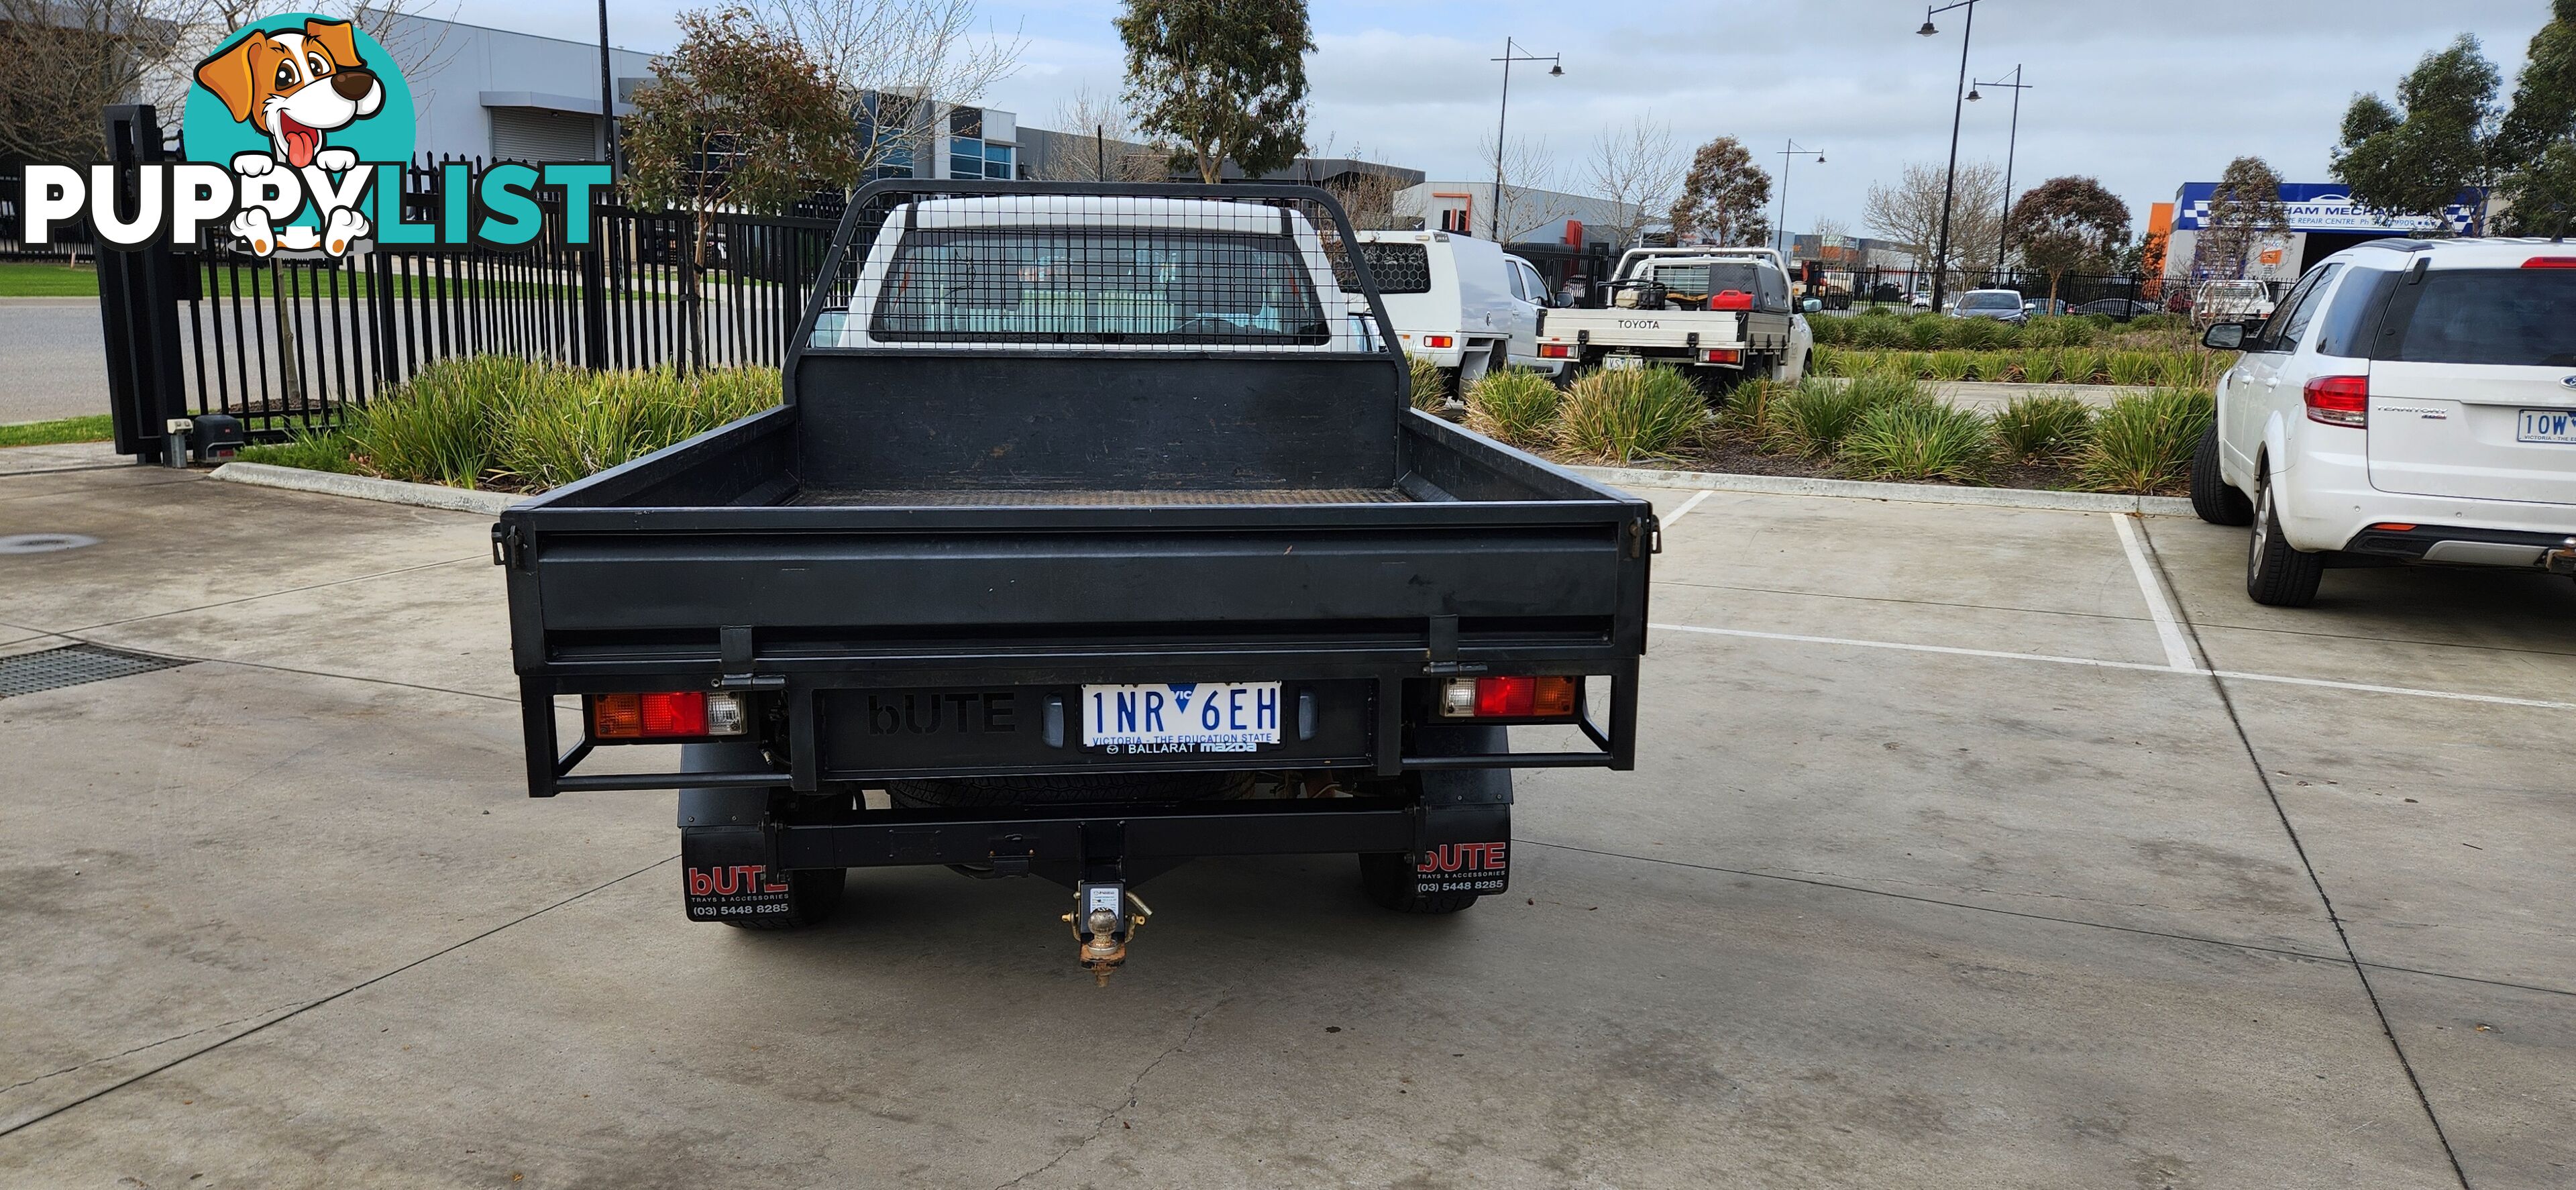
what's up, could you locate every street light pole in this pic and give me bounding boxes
[1972,64,2032,280]
[1774,140,1823,260]
[1919,0,1978,311]
[1489,38,1562,242]
[597,0,618,176]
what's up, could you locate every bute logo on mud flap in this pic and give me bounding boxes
[1416,842,1509,895]
[17,11,610,258]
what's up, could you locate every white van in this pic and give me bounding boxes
[1354,230,1565,389]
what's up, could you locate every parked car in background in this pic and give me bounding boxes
[2022,297,2071,317]
[1533,247,1813,386]
[2192,239,2576,606]
[1909,290,1934,309]
[2192,278,2277,327]
[1819,284,1853,311]
[1870,281,1904,304]
[1949,289,2028,323]
[2073,297,2161,319]
[1355,230,1565,390]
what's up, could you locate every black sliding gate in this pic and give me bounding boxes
[92,105,838,457]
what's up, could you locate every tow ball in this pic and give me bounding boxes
[1063,882,1152,987]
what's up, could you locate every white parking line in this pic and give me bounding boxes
[1660,489,1715,527]
[1650,622,2576,711]
[2111,512,2197,670]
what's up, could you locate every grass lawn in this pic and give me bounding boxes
[0,415,115,447]
[0,261,99,298]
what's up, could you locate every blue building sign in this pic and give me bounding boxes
[2170,182,2480,234]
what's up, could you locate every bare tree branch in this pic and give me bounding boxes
[747,0,1025,180]
[1477,129,1566,242]
[1583,113,1678,249]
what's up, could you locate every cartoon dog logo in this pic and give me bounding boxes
[193,17,382,255]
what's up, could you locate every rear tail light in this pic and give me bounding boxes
[2369,522,2418,531]
[1424,334,1455,349]
[1701,348,1741,364]
[591,691,749,739]
[1438,675,1580,719]
[2523,256,2576,268]
[1538,343,1574,359]
[2303,375,2369,427]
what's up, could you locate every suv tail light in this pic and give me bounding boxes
[2522,256,2576,268]
[1438,675,1579,719]
[591,691,749,740]
[2303,375,2369,427]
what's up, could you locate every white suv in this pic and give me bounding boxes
[2192,239,2576,606]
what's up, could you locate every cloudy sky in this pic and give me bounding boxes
[451,0,2555,236]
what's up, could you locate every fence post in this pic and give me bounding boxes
[95,105,187,462]
[580,207,608,370]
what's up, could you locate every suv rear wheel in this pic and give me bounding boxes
[2190,425,2255,525]
[2246,467,2325,606]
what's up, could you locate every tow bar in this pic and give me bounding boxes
[1064,881,1151,986]
[2546,538,2576,576]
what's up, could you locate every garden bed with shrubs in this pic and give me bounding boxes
[1804,308,2232,388]
[1449,362,2214,497]
[238,357,780,492]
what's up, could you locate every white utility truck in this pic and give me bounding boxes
[1532,247,1813,386]
[1354,230,1565,388]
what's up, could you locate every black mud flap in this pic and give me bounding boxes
[680,825,795,924]
[1413,804,1511,897]
[1409,724,1513,896]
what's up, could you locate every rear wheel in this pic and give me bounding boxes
[721,867,845,930]
[2190,425,2255,525]
[2246,467,2324,607]
[1356,853,1482,914]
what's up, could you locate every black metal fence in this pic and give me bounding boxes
[92,107,840,457]
[1822,267,2296,314]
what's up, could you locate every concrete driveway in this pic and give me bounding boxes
[1,448,2568,1188]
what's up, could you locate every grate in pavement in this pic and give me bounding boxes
[0,644,191,698]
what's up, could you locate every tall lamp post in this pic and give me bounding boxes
[597,0,618,176]
[1917,0,1979,311]
[1774,140,1823,262]
[1970,64,2031,283]
[1489,38,1562,242]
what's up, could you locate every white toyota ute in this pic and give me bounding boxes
[2191,239,2576,606]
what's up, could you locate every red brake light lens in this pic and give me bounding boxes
[1702,348,1741,364]
[2523,256,2576,268]
[2303,375,2369,427]
[1539,343,1573,358]
[1424,334,1454,349]
[1474,675,1535,717]
[641,691,708,737]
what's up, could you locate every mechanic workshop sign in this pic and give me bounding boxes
[16,13,610,258]
[2169,181,2480,235]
